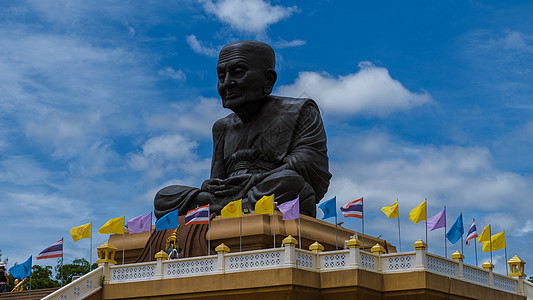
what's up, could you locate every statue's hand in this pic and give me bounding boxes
[201,174,254,197]
[201,178,225,193]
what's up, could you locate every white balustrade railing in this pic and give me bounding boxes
[164,256,217,278]
[426,253,459,277]
[463,265,490,286]
[295,249,315,269]
[319,250,348,270]
[110,261,157,283]
[493,273,518,293]
[224,248,284,272]
[382,252,415,273]
[42,266,103,300]
[46,242,527,299]
[361,253,377,270]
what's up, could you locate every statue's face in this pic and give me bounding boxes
[217,48,268,110]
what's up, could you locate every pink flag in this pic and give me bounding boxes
[277,197,300,220]
[426,207,446,231]
[127,212,152,234]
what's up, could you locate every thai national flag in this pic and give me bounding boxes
[36,238,63,260]
[185,204,210,225]
[465,219,478,245]
[340,198,363,219]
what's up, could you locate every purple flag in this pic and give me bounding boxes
[426,207,446,231]
[277,197,300,220]
[127,212,152,234]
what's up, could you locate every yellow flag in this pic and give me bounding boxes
[70,223,92,242]
[381,200,399,219]
[477,224,491,243]
[221,199,242,218]
[255,195,274,215]
[409,199,427,224]
[482,230,506,253]
[98,216,125,235]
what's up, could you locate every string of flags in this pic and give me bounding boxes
[9,194,510,284]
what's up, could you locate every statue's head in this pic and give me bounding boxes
[217,40,277,111]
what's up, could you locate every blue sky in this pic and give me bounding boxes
[1,0,533,276]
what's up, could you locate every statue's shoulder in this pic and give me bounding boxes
[212,113,238,134]
[268,96,319,113]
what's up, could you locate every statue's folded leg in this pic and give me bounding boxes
[244,169,317,217]
[154,185,214,219]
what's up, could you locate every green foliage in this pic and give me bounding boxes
[26,265,60,289]
[55,258,98,285]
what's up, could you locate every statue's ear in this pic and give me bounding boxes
[264,69,277,95]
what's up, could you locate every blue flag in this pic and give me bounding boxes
[155,209,179,231]
[446,213,464,244]
[9,256,32,280]
[319,197,337,219]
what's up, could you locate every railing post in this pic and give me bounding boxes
[413,239,427,270]
[155,250,169,279]
[371,243,386,272]
[346,238,361,267]
[96,241,117,283]
[451,251,464,279]
[508,255,526,295]
[215,243,230,272]
[283,236,297,266]
[482,260,494,287]
[309,241,324,270]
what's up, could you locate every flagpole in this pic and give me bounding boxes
[298,213,302,249]
[177,211,180,258]
[505,246,508,275]
[29,272,31,300]
[425,198,428,251]
[335,213,338,251]
[61,237,64,287]
[489,225,492,265]
[61,255,64,287]
[240,214,243,252]
[362,197,365,251]
[150,211,153,261]
[208,205,211,256]
[122,216,125,265]
[90,223,93,272]
[444,205,447,258]
[273,200,277,249]
[397,201,401,252]
[474,237,478,267]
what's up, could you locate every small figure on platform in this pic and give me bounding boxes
[11,278,27,292]
[0,263,8,293]
[164,229,180,259]
[154,40,331,219]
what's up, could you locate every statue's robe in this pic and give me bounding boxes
[154,96,331,219]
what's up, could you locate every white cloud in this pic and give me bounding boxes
[500,30,533,52]
[128,134,211,180]
[158,67,186,81]
[145,96,228,138]
[186,34,218,57]
[276,62,433,116]
[517,220,533,236]
[273,38,306,48]
[200,0,297,34]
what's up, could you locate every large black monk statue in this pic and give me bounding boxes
[154,40,331,219]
